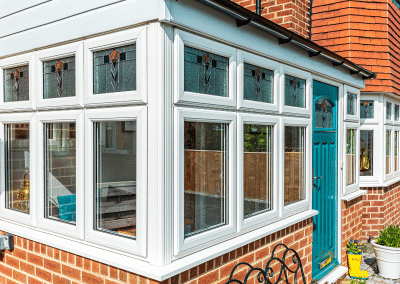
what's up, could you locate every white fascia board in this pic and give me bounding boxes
[167,0,365,89]
[0,210,318,281]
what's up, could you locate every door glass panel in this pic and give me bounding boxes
[346,129,356,185]
[43,57,75,98]
[386,130,391,174]
[243,63,273,103]
[95,121,137,238]
[243,124,273,218]
[360,130,373,176]
[347,93,356,116]
[5,124,30,213]
[284,126,306,205]
[44,123,76,224]
[3,65,29,102]
[93,44,136,94]
[184,46,229,97]
[284,75,305,108]
[360,100,374,119]
[184,121,228,237]
[315,98,333,129]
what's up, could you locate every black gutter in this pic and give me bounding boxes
[196,0,376,80]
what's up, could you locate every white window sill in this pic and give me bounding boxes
[341,190,368,201]
[0,210,318,281]
[360,174,400,188]
[318,265,347,284]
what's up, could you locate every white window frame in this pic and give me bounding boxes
[84,27,147,107]
[394,104,400,125]
[174,107,237,257]
[343,123,360,196]
[360,95,379,124]
[0,53,36,111]
[237,51,280,113]
[35,42,84,110]
[394,128,400,178]
[384,126,394,181]
[237,113,279,232]
[344,85,360,122]
[85,106,147,257]
[280,117,311,218]
[36,110,84,239]
[280,65,312,117]
[359,125,379,184]
[384,97,394,125]
[0,113,37,226]
[174,30,237,108]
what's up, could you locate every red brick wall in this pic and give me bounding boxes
[232,0,311,38]
[0,218,313,284]
[341,197,363,266]
[361,181,400,241]
[388,1,400,95]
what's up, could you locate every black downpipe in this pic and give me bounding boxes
[256,0,261,15]
[308,0,314,39]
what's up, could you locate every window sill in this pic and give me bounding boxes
[341,190,367,201]
[360,174,400,188]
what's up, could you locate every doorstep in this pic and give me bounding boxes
[318,265,348,284]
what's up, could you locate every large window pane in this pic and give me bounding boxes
[386,130,391,174]
[284,126,306,205]
[360,100,374,119]
[360,130,373,176]
[45,123,76,224]
[284,75,305,108]
[3,65,29,102]
[243,63,273,103]
[93,44,136,94]
[346,129,356,185]
[95,121,137,238]
[5,124,30,213]
[184,46,228,97]
[243,124,273,218]
[184,121,228,237]
[43,57,75,98]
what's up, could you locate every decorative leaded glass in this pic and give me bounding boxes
[360,100,374,119]
[347,93,357,116]
[346,129,356,186]
[395,105,399,121]
[284,75,305,108]
[360,130,373,176]
[3,65,29,102]
[184,46,229,97]
[386,102,392,120]
[43,57,75,99]
[314,98,333,129]
[243,63,273,103]
[93,44,136,94]
[386,130,391,174]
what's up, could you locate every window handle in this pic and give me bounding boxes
[313,176,322,180]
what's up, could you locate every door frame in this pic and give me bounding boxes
[311,74,344,278]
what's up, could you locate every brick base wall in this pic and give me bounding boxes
[0,218,313,284]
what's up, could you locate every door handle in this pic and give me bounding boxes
[313,176,322,180]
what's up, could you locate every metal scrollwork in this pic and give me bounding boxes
[225,243,306,284]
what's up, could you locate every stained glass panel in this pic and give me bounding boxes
[93,44,136,94]
[346,129,356,185]
[386,102,392,120]
[243,124,273,218]
[315,98,333,129]
[184,46,229,97]
[360,130,373,176]
[284,75,305,108]
[360,100,374,119]
[43,57,75,99]
[243,63,273,103]
[3,65,29,102]
[395,105,399,121]
[347,93,357,116]
[386,130,391,174]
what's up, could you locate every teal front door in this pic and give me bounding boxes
[312,81,339,280]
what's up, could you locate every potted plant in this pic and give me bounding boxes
[371,225,400,279]
[347,239,369,280]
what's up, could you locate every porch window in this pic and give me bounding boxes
[44,123,76,224]
[243,63,273,103]
[347,93,357,116]
[5,124,30,213]
[360,100,373,119]
[3,65,29,102]
[284,75,305,108]
[396,105,400,121]
[94,121,137,238]
[93,44,136,94]
[360,130,373,176]
[43,57,75,98]
[183,121,228,237]
[243,124,273,218]
[386,102,392,120]
[386,130,391,174]
[346,129,356,185]
[184,46,229,97]
[284,126,306,205]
